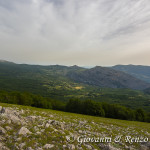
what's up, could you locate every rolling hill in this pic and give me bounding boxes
[1,60,150,111]
[0,61,150,92]
[67,66,150,90]
[112,64,150,83]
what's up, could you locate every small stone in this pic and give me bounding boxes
[18,127,32,135]
[36,148,43,150]
[63,145,67,149]
[60,123,65,129]
[98,143,119,150]
[0,145,10,150]
[27,147,34,150]
[20,109,24,114]
[27,116,37,121]
[36,131,41,135]
[45,123,50,128]
[43,144,54,149]
[85,144,92,150]
[78,130,83,134]
[34,126,39,131]
[140,145,149,150]
[0,135,5,141]
[9,114,21,125]
[19,143,26,148]
[6,120,11,124]
[54,129,58,132]
[41,129,45,132]
[5,126,12,131]
[140,142,150,150]
[0,142,3,147]
[67,144,75,150]
[76,144,83,150]
[79,120,87,125]
[16,137,22,142]
[0,126,6,134]
[47,119,53,124]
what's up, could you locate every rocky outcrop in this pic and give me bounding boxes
[0,105,150,150]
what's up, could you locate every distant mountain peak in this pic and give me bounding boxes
[0,59,7,62]
[92,66,103,69]
[93,65,101,68]
[71,65,79,67]
[67,65,150,90]
[70,65,82,69]
[0,60,15,64]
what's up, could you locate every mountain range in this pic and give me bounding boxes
[112,64,150,83]
[1,60,150,111]
[0,60,150,92]
[67,66,150,90]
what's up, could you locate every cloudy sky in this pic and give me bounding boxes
[0,0,150,66]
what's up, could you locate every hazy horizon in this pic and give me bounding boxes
[0,0,150,66]
[1,59,150,68]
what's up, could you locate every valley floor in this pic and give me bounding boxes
[0,103,150,150]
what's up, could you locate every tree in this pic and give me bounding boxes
[135,108,146,122]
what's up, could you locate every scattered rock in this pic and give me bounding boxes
[5,126,12,131]
[98,143,119,150]
[43,144,54,149]
[0,105,149,150]
[49,115,54,118]
[27,147,34,150]
[78,130,83,134]
[76,144,83,150]
[27,116,37,121]
[41,129,45,132]
[36,148,43,150]
[63,145,67,149]
[18,127,32,135]
[140,142,150,150]
[140,145,149,150]
[36,131,41,135]
[16,137,22,142]
[6,120,11,124]
[19,143,26,148]
[10,114,21,124]
[51,120,60,126]
[0,142,3,147]
[0,126,6,134]
[84,144,92,149]
[67,144,75,150]
[45,123,50,128]
[79,120,87,125]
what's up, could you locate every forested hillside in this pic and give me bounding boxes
[112,65,150,83]
[1,61,150,112]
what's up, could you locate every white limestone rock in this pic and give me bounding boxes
[18,127,32,135]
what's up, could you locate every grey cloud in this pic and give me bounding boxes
[0,0,150,65]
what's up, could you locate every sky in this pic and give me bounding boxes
[0,0,150,66]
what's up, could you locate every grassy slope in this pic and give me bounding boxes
[0,103,150,150]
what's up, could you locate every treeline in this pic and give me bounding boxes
[66,99,150,122]
[0,91,65,111]
[0,91,150,123]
